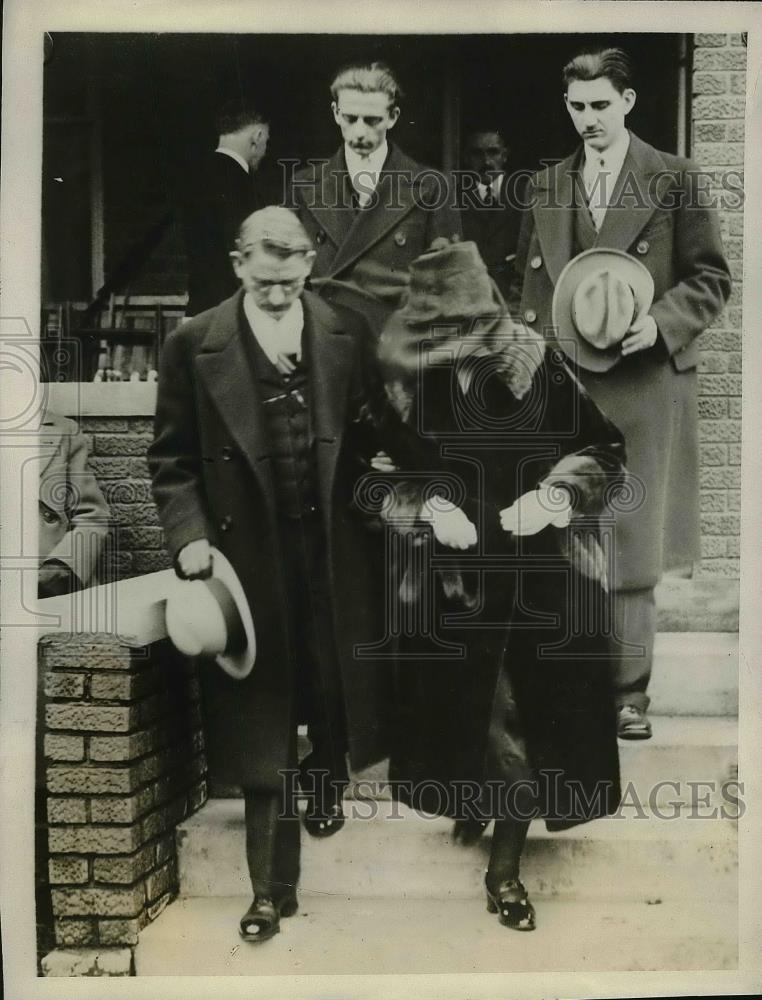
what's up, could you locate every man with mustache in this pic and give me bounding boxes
[291,61,461,334]
[515,47,732,739]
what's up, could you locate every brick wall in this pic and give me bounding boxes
[39,634,206,968]
[692,33,745,579]
[78,416,171,580]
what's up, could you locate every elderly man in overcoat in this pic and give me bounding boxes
[290,61,462,333]
[515,47,732,738]
[148,207,397,941]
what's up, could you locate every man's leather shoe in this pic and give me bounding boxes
[299,754,347,838]
[617,704,652,740]
[453,818,489,845]
[239,896,280,942]
[239,892,298,942]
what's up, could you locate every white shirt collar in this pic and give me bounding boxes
[215,146,250,174]
[583,129,631,179]
[242,294,304,367]
[476,173,504,201]
[344,141,389,204]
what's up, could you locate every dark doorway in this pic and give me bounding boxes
[43,32,686,301]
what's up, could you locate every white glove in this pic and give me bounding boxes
[499,484,572,536]
[420,496,477,550]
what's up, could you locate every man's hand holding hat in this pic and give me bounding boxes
[621,312,658,356]
[176,538,213,580]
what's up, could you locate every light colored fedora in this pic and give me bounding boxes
[552,248,655,372]
[165,547,256,680]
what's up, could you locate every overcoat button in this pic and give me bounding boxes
[316,230,326,245]
[221,446,234,461]
[530,255,543,270]
[636,240,649,255]
[524,309,537,323]
[220,516,233,532]
[394,230,407,247]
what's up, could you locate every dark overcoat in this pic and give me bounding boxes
[460,174,522,301]
[148,290,394,788]
[179,152,263,316]
[515,132,732,588]
[386,345,626,829]
[292,144,462,331]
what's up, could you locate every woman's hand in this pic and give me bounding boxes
[499,485,572,535]
[420,496,477,550]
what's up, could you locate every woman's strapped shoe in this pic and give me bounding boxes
[485,877,536,931]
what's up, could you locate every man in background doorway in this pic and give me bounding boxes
[180,102,271,316]
[460,127,521,301]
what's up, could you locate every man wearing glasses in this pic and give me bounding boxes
[149,206,399,941]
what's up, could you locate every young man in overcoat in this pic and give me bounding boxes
[290,61,462,333]
[514,48,732,737]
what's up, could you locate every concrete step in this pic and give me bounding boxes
[649,632,737,715]
[343,716,738,809]
[177,798,737,902]
[618,716,737,807]
[655,576,739,632]
[134,893,738,975]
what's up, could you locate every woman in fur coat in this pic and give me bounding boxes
[369,239,627,931]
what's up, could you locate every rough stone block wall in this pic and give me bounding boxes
[39,634,207,964]
[692,33,745,579]
[78,417,171,580]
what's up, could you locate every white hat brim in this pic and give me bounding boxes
[208,546,256,680]
[552,248,655,373]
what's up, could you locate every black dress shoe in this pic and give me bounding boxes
[299,754,347,838]
[239,891,299,941]
[273,890,299,918]
[617,704,652,740]
[239,896,280,942]
[453,818,490,845]
[485,877,536,931]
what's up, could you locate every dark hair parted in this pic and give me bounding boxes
[330,62,403,108]
[215,100,268,137]
[562,47,634,94]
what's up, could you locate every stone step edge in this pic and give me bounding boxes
[179,799,739,843]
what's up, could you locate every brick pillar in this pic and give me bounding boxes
[39,634,207,975]
[691,33,745,578]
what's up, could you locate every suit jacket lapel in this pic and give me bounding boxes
[532,150,581,285]
[327,144,418,277]
[301,149,355,250]
[595,132,664,249]
[302,292,356,522]
[194,292,272,484]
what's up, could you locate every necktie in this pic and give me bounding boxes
[587,157,607,232]
[276,352,300,378]
[482,185,494,207]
